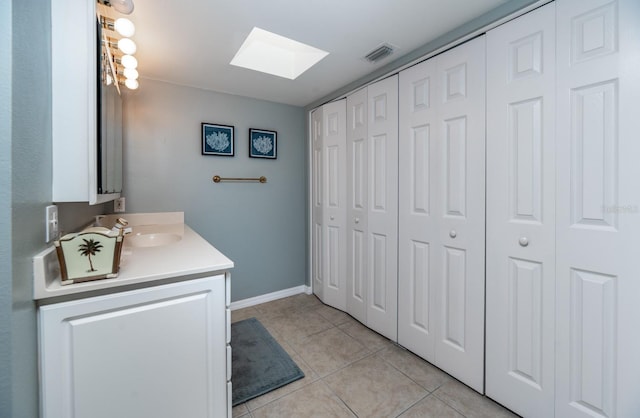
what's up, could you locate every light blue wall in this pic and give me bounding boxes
[2,2,112,416]
[7,0,51,416]
[123,79,307,302]
[0,0,12,415]
[8,0,54,415]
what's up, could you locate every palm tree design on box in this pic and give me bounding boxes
[78,238,103,272]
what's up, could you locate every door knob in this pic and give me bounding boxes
[519,237,529,247]
[354,217,360,224]
[449,230,457,238]
[330,216,335,221]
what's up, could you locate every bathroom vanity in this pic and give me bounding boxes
[33,213,234,418]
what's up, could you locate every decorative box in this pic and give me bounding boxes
[54,227,124,285]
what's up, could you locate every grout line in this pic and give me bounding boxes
[431,390,471,418]
[392,392,432,418]
[319,379,360,417]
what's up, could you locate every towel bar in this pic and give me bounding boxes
[212,175,267,183]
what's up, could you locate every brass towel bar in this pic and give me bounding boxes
[212,175,267,183]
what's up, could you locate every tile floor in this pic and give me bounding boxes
[231,293,519,418]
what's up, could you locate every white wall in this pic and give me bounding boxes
[123,79,307,301]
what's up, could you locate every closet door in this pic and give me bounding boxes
[398,36,486,392]
[346,88,368,324]
[346,76,398,340]
[485,4,556,417]
[365,75,398,341]
[311,108,325,301]
[398,56,438,361]
[312,100,347,310]
[433,35,486,393]
[555,0,640,416]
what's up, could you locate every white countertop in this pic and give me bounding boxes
[33,212,234,300]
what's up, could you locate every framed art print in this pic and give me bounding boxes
[202,123,234,156]
[249,128,277,159]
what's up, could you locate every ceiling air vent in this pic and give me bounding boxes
[364,44,395,63]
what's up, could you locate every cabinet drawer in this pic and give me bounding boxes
[227,344,232,381]
[226,308,231,344]
[227,381,233,418]
[225,272,231,307]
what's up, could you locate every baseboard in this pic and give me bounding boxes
[230,285,312,310]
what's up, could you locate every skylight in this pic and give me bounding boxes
[230,27,329,80]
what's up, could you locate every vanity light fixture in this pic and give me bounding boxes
[124,78,139,90]
[119,54,138,69]
[99,0,139,91]
[114,18,135,37]
[117,38,137,55]
[100,16,135,37]
[123,68,138,80]
[98,0,134,15]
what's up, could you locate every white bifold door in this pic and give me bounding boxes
[485,4,557,416]
[398,36,486,392]
[487,0,640,416]
[555,0,640,416]
[346,75,399,341]
[311,100,347,311]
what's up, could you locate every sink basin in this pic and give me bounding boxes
[126,233,182,248]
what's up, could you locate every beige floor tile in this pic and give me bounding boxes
[324,355,427,418]
[289,327,370,377]
[313,304,353,326]
[256,309,333,345]
[434,380,518,418]
[378,344,451,392]
[237,295,523,418]
[231,307,259,323]
[253,297,302,320]
[338,320,392,352]
[288,293,324,310]
[232,403,249,418]
[246,352,320,411]
[397,395,464,418]
[250,381,356,418]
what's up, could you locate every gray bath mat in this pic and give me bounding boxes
[231,317,305,406]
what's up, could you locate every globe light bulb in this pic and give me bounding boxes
[123,68,139,80]
[120,54,138,69]
[117,38,136,55]
[125,78,139,90]
[112,0,134,15]
[114,18,135,37]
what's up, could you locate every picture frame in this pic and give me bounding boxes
[249,128,277,159]
[202,123,235,156]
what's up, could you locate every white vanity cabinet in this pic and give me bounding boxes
[39,274,231,418]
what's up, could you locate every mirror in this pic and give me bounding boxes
[97,18,123,196]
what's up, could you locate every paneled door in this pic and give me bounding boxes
[312,100,347,310]
[485,4,557,417]
[311,108,325,302]
[555,0,640,416]
[346,76,398,341]
[346,87,368,324]
[398,55,438,362]
[398,36,486,392]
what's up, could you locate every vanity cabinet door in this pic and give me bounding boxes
[39,276,227,418]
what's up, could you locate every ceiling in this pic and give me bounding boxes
[128,0,513,107]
